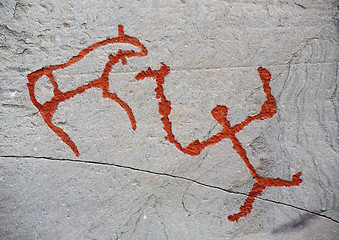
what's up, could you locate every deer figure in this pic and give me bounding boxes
[27,25,147,156]
[27,26,302,222]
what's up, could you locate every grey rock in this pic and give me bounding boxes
[1,0,338,239]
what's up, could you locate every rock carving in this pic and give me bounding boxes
[27,25,302,222]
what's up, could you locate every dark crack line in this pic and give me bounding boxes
[1,155,338,224]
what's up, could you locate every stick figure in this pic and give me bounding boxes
[135,63,302,222]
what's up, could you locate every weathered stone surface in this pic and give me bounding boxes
[0,0,338,239]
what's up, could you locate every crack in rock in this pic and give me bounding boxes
[1,155,338,224]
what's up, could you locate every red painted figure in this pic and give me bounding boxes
[27,25,147,156]
[136,63,302,222]
[27,25,302,222]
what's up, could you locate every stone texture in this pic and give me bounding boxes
[0,0,338,239]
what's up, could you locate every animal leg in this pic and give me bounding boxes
[103,91,137,130]
[43,114,80,156]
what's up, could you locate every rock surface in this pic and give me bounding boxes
[0,0,338,239]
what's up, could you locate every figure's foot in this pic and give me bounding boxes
[228,183,265,222]
[256,172,302,187]
[228,172,302,222]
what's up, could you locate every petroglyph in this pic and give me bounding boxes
[27,25,302,222]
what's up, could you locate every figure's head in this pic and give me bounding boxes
[211,105,229,126]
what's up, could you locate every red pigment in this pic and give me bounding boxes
[27,25,148,156]
[28,25,302,222]
[135,64,302,222]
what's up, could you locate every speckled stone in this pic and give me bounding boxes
[0,1,338,239]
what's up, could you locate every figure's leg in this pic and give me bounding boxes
[228,134,302,222]
[229,135,260,180]
[43,114,80,156]
[228,183,265,222]
[102,91,137,130]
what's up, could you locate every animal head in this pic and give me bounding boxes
[106,25,148,65]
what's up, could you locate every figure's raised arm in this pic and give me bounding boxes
[232,67,276,133]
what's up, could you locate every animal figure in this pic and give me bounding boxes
[27,25,147,156]
[27,25,302,222]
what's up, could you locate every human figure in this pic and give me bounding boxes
[135,63,302,222]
